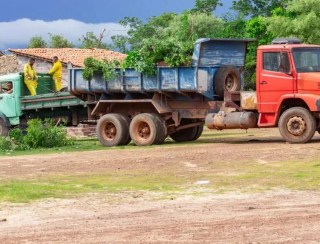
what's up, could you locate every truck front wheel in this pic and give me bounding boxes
[278,107,316,144]
[130,113,165,146]
[96,113,130,147]
[0,119,9,137]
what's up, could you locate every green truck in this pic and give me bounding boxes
[0,73,88,136]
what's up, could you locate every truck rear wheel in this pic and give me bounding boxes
[118,114,131,145]
[170,127,199,143]
[0,119,9,137]
[170,119,203,143]
[129,113,164,146]
[214,65,241,100]
[154,115,167,144]
[96,113,129,147]
[190,125,204,141]
[278,107,316,144]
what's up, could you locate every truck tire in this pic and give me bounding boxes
[190,124,204,141]
[170,119,203,142]
[154,115,167,144]
[129,113,164,146]
[214,65,241,100]
[170,126,198,142]
[96,113,129,147]
[0,118,9,137]
[118,114,131,145]
[278,107,316,144]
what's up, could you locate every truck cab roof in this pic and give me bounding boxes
[258,44,320,51]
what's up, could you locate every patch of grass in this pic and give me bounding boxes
[187,159,320,193]
[1,157,320,203]
[0,130,248,157]
[0,171,182,203]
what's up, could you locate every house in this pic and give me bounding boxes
[7,48,126,87]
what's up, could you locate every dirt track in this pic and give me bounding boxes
[1,128,320,243]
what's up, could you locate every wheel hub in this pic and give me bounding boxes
[287,116,306,136]
[225,74,235,91]
[105,122,117,140]
[138,122,150,139]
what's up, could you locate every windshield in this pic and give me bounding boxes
[293,48,320,72]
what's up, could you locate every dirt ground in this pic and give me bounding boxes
[1,128,320,243]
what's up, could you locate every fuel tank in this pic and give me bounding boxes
[205,111,258,130]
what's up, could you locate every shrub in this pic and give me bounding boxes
[82,57,120,81]
[23,119,73,149]
[9,128,24,145]
[8,128,29,150]
[0,136,11,151]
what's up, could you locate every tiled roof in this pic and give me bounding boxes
[8,48,127,67]
[0,55,19,75]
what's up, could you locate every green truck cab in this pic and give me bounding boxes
[0,73,88,136]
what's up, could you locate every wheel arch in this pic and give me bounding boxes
[276,98,309,126]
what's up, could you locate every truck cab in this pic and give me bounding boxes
[0,73,23,134]
[255,38,320,143]
[0,73,88,136]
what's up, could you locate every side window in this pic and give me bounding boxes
[263,52,290,73]
[0,82,13,94]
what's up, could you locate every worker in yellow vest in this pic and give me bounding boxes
[49,56,62,92]
[23,58,38,96]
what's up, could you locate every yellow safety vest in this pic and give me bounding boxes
[49,61,62,79]
[24,63,37,80]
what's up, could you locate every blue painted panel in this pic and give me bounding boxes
[159,68,178,91]
[90,74,107,93]
[192,39,247,67]
[196,67,218,98]
[142,74,158,91]
[72,69,90,93]
[106,69,123,92]
[198,41,246,67]
[124,68,142,92]
[179,67,196,91]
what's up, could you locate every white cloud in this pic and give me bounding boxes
[0,18,128,50]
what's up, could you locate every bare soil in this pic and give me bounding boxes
[1,128,320,243]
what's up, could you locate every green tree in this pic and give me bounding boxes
[112,12,224,68]
[232,0,287,17]
[79,31,108,49]
[110,35,129,53]
[220,13,247,38]
[268,0,320,43]
[28,36,47,48]
[244,16,276,89]
[192,0,222,14]
[108,17,143,53]
[49,33,74,48]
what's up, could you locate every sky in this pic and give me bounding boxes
[0,0,232,51]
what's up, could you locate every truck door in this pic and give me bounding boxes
[257,51,295,113]
[0,81,17,117]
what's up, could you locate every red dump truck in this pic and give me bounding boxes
[69,37,320,146]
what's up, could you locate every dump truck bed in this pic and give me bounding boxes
[69,39,253,101]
